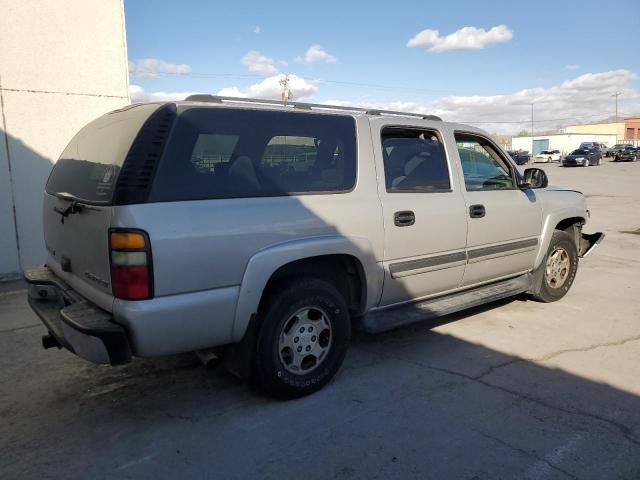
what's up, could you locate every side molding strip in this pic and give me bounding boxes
[390,251,466,278]
[389,238,539,279]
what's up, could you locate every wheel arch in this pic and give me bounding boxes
[534,211,586,269]
[232,236,382,342]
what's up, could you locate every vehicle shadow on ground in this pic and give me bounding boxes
[2,296,639,479]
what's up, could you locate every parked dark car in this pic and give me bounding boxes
[607,143,634,158]
[613,146,638,162]
[508,150,530,165]
[562,148,602,167]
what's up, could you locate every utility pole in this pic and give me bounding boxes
[612,92,621,143]
[279,75,292,103]
[530,103,534,164]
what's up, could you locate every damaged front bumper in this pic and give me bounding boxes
[579,232,605,258]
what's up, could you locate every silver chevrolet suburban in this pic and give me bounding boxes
[26,96,604,398]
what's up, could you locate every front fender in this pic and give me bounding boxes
[534,207,587,269]
[232,236,382,342]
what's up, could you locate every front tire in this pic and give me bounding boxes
[255,277,351,399]
[530,230,579,303]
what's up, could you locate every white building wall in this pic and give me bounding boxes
[511,134,617,155]
[0,0,130,277]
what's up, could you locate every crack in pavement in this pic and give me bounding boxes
[463,334,640,383]
[0,323,41,334]
[475,430,580,480]
[535,334,640,362]
[391,355,640,449]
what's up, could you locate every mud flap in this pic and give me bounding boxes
[579,232,605,258]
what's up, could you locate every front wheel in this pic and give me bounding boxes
[530,230,579,303]
[255,277,351,399]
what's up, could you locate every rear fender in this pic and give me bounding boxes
[232,236,381,342]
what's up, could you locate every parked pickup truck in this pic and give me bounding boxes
[26,96,604,399]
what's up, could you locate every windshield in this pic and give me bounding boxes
[570,149,589,155]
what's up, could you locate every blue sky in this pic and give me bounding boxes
[125,0,640,132]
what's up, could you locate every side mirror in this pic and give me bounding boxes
[520,168,548,189]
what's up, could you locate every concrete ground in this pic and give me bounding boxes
[1,159,639,480]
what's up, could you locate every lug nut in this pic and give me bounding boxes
[297,346,302,353]
[299,327,305,333]
[311,336,316,342]
[306,346,311,352]
[294,337,299,343]
[309,326,313,332]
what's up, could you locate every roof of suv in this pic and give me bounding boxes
[173,94,443,123]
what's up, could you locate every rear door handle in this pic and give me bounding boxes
[394,210,415,227]
[469,204,485,218]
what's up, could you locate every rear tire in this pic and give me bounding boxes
[530,230,578,303]
[255,277,350,399]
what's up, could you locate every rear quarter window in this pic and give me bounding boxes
[149,108,357,201]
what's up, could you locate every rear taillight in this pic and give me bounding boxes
[109,229,153,300]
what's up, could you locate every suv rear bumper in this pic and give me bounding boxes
[25,266,132,365]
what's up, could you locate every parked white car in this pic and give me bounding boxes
[535,150,561,163]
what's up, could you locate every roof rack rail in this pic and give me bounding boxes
[183,94,442,121]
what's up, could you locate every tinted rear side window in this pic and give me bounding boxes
[150,108,357,201]
[45,104,161,203]
[381,127,450,192]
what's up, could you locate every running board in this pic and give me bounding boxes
[359,273,533,334]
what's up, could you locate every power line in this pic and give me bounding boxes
[129,69,638,124]
[130,69,458,95]
[458,110,640,124]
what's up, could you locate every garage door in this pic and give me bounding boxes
[532,139,549,156]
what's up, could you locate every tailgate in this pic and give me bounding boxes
[44,193,114,303]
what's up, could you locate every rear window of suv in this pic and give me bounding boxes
[46,104,161,203]
[150,107,357,201]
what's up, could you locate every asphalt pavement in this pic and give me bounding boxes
[1,158,639,479]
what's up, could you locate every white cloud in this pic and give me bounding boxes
[407,25,513,52]
[129,70,640,135]
[128,58,192,79]
[300,45,337,63]
[253,26,261,34]
[565,64,581,70]
[326,70,639,134]
[431,69,638,129]
[242,51,279,76]
[129,84,199,103]
[130,74,318,104]
[219,74,317,100]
